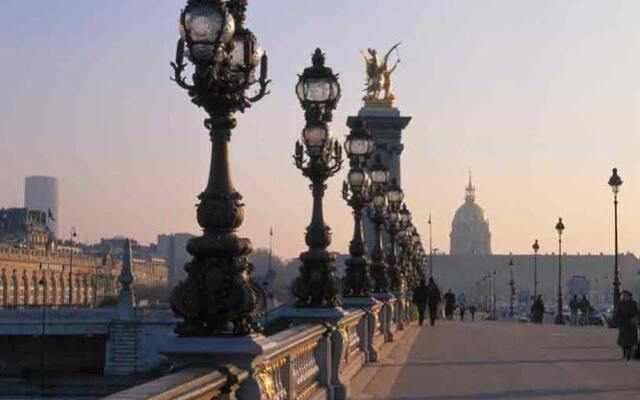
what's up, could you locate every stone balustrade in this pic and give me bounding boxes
[105,297,415,400]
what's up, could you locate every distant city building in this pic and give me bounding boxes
[86,236,169,291]
[429,253,639,306]
[0,208,53,248]
[24,176,59,238]
[450,173,492,255]
[157,233,194,287]
[567,275,590,299]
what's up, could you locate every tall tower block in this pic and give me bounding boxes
[25,176,59,238]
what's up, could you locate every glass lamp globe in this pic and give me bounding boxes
[230,32,261,70]
[369,157,390,185]
[608,168,622,195]
[344,131,374,158]
[348,169,367,188]
[555,218,565,236]
[296,49,341,106]
[302,124,329,149]
[182,3,235,64]
[387,186,404,205]
[373,193,387,209]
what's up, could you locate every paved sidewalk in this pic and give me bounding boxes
[350,320,640,400]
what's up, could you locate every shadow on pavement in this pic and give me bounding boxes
[351,385,640,399]
[374,357,622,368]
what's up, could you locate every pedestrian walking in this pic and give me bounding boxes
[531,295,544,324]
[458,292,467,321]
[412,278,429,327]
[469,305,477,321]
[580,295,591,326]
[444,289,456,321]
[569,295,579,326]
[615,290,638,360]
[426,278,441,326]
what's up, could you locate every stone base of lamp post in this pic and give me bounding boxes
[160,334,272,371]
[342,297,382,362]
[373,292,396,342]
[554,314,565,325]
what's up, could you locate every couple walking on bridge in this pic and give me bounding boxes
[412,278,441,327]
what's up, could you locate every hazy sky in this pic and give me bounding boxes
[1,1,639,260]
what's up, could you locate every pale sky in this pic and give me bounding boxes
[1,0,639,259]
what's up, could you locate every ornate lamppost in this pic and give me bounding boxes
[554,218,565,325]
[398,205,414,287]
[508,256,515,319]
[342,118,375,298]
[608,168,623,312]
[291,49,343,308]
[169,0,270,336]
[385,181,405,293]
[532,239,540,298]
[367,156,391,293]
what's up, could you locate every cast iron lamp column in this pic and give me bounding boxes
[342,118,375,297]
[385,181,405,293]
[291,49,343,307]
[169,0,270,336]
[398,205,413,288]
[532,239,540,299]
[608,168,623,313]
[410,231,423,282]
[554,218,565,325]
[367,157,391,293]
[508,256,515,319]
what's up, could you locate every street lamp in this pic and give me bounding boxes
[169,0,270,336]
[367,156,391,293]
[608,168,623,313]
[532,239,540,298]
[291,49,343,307]
[508,256,515,319]
[385,180,405,292]
[554,217,565,325]
[342,117,375,298]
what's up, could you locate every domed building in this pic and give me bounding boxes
[450,173,492,255]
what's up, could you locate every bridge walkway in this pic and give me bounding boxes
[351,319,640,400]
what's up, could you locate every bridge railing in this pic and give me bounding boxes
[103,366,247,400]
[104,299,412,400]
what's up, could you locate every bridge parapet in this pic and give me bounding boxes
[105,299,414,400]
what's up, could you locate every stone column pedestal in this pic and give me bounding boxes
[342,297,382,362]
[282,306,347,400]
[393,291,406,331]
[373,292,396,342]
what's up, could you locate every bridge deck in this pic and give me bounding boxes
[351,320,640,400]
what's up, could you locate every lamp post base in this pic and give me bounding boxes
[554,315,565,325]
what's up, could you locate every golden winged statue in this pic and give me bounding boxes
[361,42,401,104]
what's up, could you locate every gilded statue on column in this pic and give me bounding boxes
[361,42,401,106]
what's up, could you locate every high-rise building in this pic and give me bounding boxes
[157,233,194,287]
[24,176,59,238]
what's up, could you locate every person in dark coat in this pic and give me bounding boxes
[569,295,579,325]
[444,289,456,320]
[412,278,429,326]
[615,290,638,360]
[531,295,545,324]
[469,305,477,321]
[426,278,441,326]
[580,295,591,326]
